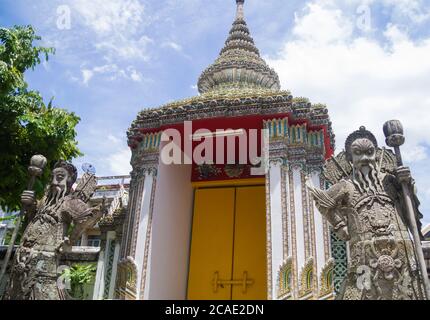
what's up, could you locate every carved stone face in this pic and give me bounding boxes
[50,167,69,192]
[351,138,376,171]
[45,167,71,206]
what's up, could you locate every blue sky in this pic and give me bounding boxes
[1,0,430,225]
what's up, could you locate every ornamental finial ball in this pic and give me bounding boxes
[383,120,405,148]
[29,155,48,177]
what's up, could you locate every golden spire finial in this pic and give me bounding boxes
[236,0,245,20]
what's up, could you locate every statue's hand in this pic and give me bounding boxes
[396,166,412,184]
[21,190,36,208]
[337,226,351,241]
[305,175,314,191]
[58,237,72,253]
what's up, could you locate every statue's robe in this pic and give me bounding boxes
[314,173,425,300]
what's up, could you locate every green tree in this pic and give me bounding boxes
[0,25,82,212]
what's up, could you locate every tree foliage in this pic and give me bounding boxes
[0,25,82,212]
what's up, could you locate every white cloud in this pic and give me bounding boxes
[402,145,428,163]
[74,131,132,177]
[68,0,152,61]
[129,68,143,82]
[292,2,354,44]
[94,36,153,61]
[341,0,430,24]
[381,0,430,24]
[107,134,121,144]
[162,41,183,52]
[107,148,132,175]
[79,64,144,85]
[161,40,192,59]
[267,1,430,162]
[81,69,94,85]
[71,0,145,33]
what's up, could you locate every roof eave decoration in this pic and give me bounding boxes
[127,91,335,157]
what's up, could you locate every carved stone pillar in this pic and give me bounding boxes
[116,139,160,299]
[120,169,146,260]
[266,158,284,300]
[134,166,158,299]
[307,168,325,295]
[265,132,289,300]
[92,233,107,300]
[289,162,306,299]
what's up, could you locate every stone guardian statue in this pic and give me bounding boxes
[4,160,103,300]
[307,126,427,300]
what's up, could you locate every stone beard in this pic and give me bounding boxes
[350,139,383,196]
[45,171,69,208]
[309,128,426,300]
[4,161,100,300]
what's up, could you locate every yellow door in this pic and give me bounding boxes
[187,188,236,300]
[187,185,267,300]
[232,186,267,300]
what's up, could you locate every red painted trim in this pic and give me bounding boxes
[129,113,334,159]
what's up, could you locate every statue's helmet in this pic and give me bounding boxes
[345,126,378,162]
[53,160,78,189]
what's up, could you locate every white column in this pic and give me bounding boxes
[134,172,154,300]
[142,234,153,300]
[283,167,292,258]
[92,244,106,300]
[93,231,115,300]
[311,171,326,290]
[108,241,121,299]
[292,166,305,285]
[81,233,88,246]
[121,177,141,259]
[268,162,284,300]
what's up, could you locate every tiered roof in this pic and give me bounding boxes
[198,0,280,93]
[127,0,335,154]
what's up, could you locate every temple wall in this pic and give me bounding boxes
[143,162,194,300]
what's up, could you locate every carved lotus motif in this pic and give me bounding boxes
[370,255,402,281]
[377,255,395,273]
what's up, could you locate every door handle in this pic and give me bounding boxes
[212,271,254,294]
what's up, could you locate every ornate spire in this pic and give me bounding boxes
[236,0,245,20]
[197,0,281,94]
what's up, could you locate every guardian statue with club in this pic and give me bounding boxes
[307,122,430,300]
[3,158,104,300]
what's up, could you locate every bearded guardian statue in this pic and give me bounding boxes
[307,126,426,300]
[4,161,104,300]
